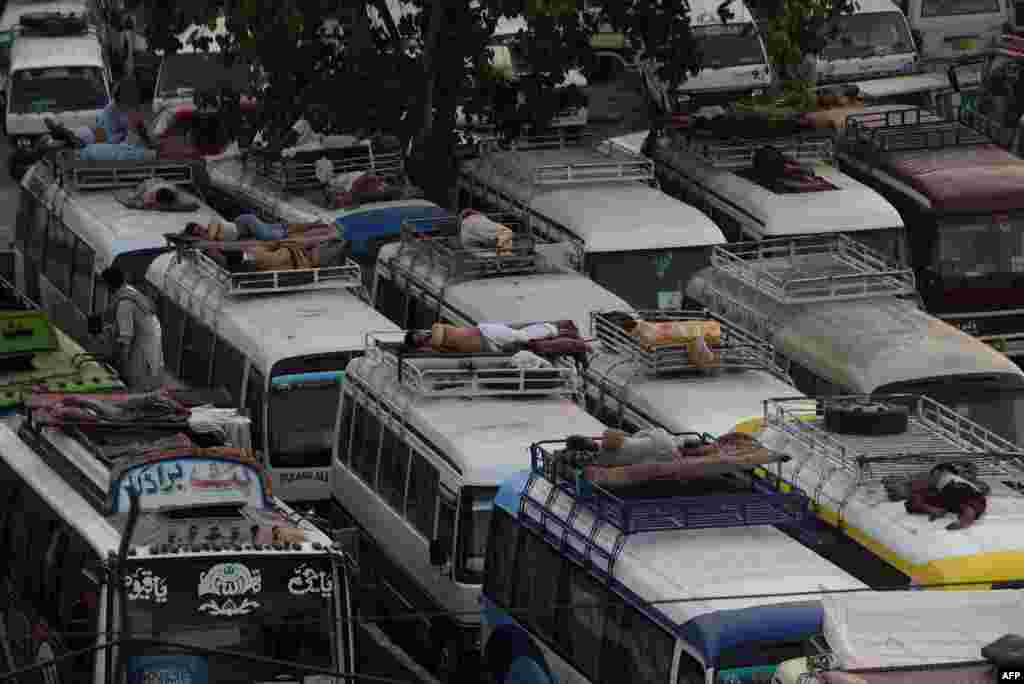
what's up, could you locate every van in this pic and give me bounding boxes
[150,17,249,113]
[6,17,110,149]
[901,0,1009,63]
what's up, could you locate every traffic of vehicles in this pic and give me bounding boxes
[5,0,1024,683]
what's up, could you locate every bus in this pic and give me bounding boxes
[332,331,609,682]
[0,272,121,415]
[456,130,727,309]
[836,106,1024,359]
[144,243,403,508]
[0,387,355,684]
[753,392,1024,589]
[685,234,1024,444]
[14,153,227,346]
[480,441,870,684]
[201,137,451,280]
[638,125,909,266]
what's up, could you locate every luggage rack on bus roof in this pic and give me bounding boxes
[165,235,364,296]
[671,130,834,169]
[522,439,809,577]
[591,309,787,377]
[365,331,579,398]
[395,214,540,281]
[709,234,918,305]
[54,151,196,190]
[763,394,1024,510]
[243,140,405,193]
[843,107,990,154]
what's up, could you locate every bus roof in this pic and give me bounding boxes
[147,251,401,377]
[461,147,725,251]
[496,468,867,667]
[345,354,607,486]
[686,264,1024,393]
[0,0,88,30]
[377,240,631,335]
[0,421,120,558]
[10,32,103,71]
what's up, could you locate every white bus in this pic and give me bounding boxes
[331,332,608,682]
[685,235,1024,445]
[456,131,727,309]
[1,390,355,684]
[144,244,403,507]
[481,447,869,684]
[638,126,909,266]
[14,154,226,346]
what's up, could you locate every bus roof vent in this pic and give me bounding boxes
[709,234,918,305]
[164,235,364,296]
[244,140,405,193]
[18,11,91,37]
[393,213,541,281]
[763,394,1024,511]
[670,129,834,169]
[591,309,787,378]
[365,331,580,399]
[525,438,809,548]
[843,107,990,155]
[56,151,195,191]
[0,274,56,361]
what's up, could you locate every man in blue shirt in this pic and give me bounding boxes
[45,78,154,160]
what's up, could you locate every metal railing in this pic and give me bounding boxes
[709,235,918,305]
[55,152,195,190]
[244,141,405,193]
[672,133,834,169]
[843,107,990,154]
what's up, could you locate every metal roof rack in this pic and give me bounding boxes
[55,151,195,191]
[365,331,579,398]
[763,394,1024,512]
[244,140,405,193]
[671,130,834,169]
[528,440,806,548]
[591,309,786,377]
[709,234,918,305]
[165,235,363,296]
[395,213,540,281]
[843,107,990,154]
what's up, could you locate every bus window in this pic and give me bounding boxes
[349,402,381,485]
[603,598,674,684]
[455,487,496,584]
[406,450,439,539]
[212,339,246,407]
[45,218,72,296]
[92,276,109,320]
[513,530,563,642]
[438,492,456,568]
[564,564,606,680]
[336,394,356,466]
[245,367,266,448]
[378,425,410,510]
[374,274,407,326]
[483,507,520,608]
[159,295,186,375]
[71,238,95,314]
[180,316,215,386]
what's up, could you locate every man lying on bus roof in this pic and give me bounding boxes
[181,215,348,272]
[44,78,157,162]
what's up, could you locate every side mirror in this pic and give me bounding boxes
[87,314,103,336]
[429,537,450,567]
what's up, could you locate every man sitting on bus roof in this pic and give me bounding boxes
[43,78,156,162]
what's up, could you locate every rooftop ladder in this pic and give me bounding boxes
[244,140,405,193]
[709,234,918,305]
[396,213,540,281]
[672,131,834,170]
[365,331,579,399]
[165,236,363,296]
[843,107,990,155]
[55,151,196,191]
[591,309,786,377]
[762,394,1024,510]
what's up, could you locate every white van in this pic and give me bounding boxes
[6,20,110,148]
[674,0,773,109]
[150,17,249,113]
[901,0,1009,63]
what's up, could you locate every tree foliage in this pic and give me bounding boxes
[752,0,857,80]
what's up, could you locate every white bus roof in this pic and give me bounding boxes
[0,421,120,558]
[346,353,607,486]
[0,0,88,30]
[507,470,866,666]
[658,144,904,237]
[688,0,755,24]
[462,147,725,251]
[10,32,103,70]
[377,240,631,335]
[821,590,1024,668]
[147,251,401,377]
[687,264,1024,393]
[849,0,903,13]
[588,353,800,436]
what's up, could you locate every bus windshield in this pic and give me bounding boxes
[587,246,713,310]
[821,12,915,60]
[849,227,907,267]
[268,380,342,469]
[124,556,337,683]
[932,214,1024,284]
[921,0,1001,17]
[693,24,765,69]
[10,66,107,114]
[157,53,249,99]
[456,486,498,585]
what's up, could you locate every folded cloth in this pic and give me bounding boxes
[478,322,558,351]
[116,178,200,212]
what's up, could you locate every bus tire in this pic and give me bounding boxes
[824,401,909,436]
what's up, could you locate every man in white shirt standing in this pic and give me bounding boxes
[101,266,165,391]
